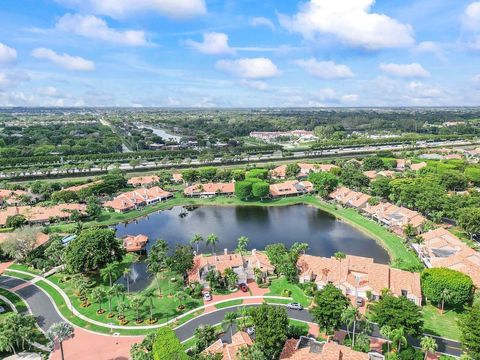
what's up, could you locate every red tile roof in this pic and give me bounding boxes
[0,204,87,226]
[270,181,314,197]
[122,234,148,252]
[184,183,234,196]
[127,175,160,187]
[104,186,172,211]
[203,331,253,360]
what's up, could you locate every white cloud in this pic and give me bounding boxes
[413,41,446,61]
[473,74,480,84]
[55,0,206,19]
[0,71,30,88]
[0,43,17,64]
[464,1,480,31]
[407,81,442,99]
[250,17,276,31]
[294,58,354,79]
[185,32,234,55]
[279,0,414,49]
[379,63,429,78]
[56,13,147,46]
[239,79,269,91]
[31,48,95,71]
[215,57,280,79]
[35,86,59,97]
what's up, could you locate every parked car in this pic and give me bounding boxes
[286,302,303,310]
[355,297,364,307]
[246,326,255,335]
[239,283,248,292]
[203,291,212,301]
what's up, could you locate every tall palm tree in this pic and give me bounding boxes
[100,262,118,287]
[222,311,239,337]
[439,288,453,313]
[91,288,106,313]
[380,325,393,353]
[391,327,407,353]
[236,236,249,255]
[190,234,204,254]
[145,255,162,297]
[106,286,116,314]
[174,291,187,310]
[206,234,219,254]
[111,284,125,307]
[334,252,346,261]
[341,306,360,347]
[46,322,74,360]
[116,302,129,320]
[420,336,438,360]
[129,295,145,322]
[123,268,131,294]
[224,268,239,290]
[144,288,156,322]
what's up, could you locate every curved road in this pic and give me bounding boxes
[0,275,464,357]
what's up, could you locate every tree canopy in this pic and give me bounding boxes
[421,268,474,308]
[311,283,349,334]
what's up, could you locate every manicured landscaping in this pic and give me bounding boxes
[0,287,28,313]
[422,304,462,341]
[214,299,244,309]
[267,277,311,307]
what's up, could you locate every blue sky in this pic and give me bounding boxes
[1,0,480,107]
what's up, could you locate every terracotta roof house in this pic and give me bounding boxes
[280,337,384,360]
[63,180,102,192]
[203,331,253,360]
[0,189,29,206]
[0,203,87,227]
[363,202,425,235]
[271,163,338,179]
[418,228,480,287]
[410,162,427,171]
[127,175,160,187]
[297,254,422,305]
[329,187,371,210]
[122,234,149,252]
[396,159,409,171]
[184,183,235,197]
[270,181,314,198]
[188,249,274,286]
[172,173,183,183]
[103,186,172,213]
[363,171,396,180]
[0,231,49,247]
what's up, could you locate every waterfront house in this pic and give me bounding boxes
[122,234,148,252]
[103,186,173,213]
[183,182,234,197]
[418,228,480,287]
[127,175,160,187]
[269,180,314,198]
[281,337,384,360]
[188,249,274,286]
[0,203,87,227]
[297,254,422,306]
[363,202,425,235]
[329,187,371,210]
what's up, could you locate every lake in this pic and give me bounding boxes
[114,205,389,291]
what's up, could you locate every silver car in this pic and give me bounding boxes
[286,302,303,310]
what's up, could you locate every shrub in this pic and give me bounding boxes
[421,268,474,308]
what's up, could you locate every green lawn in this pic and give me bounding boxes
[289,319,310,333]
[214,299,243,309]
[266,277,310,307]
[422,304,462,340]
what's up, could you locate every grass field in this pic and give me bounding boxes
[422,304,462,340]
[267,277,310,307]
[214,299,244,309]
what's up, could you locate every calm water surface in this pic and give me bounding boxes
[114,205,389,291]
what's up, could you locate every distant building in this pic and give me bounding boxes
[271,163,338,179]
[184,183,234,197]
[0,203,87,227]
[127,175,160,187]
[270,180,314,198]
[103,186,172,213]
[249,130,316,142]
[329,187,371,210]
[63,180,102,192]
[363,201,425,235]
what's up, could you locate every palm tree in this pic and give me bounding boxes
[129,295,145,322]
[116,302,129,320]
[174,291,187,310]
[391,327,407,353]
[100,262,118,287]
[380,325,393,353]
[46,322,74,360]
[106,286,116,315]
[420,336,438,360]
[190,234,204,254]
[91,288,106,314]
[334,252,346,261]
[74,221,83,235]
[145,257,162,297]
[341,305,360,347]
[206,234,219,254]
[236,307,252,331]
[224,268,239,290]
[111,284,125,307]
[123,268,131,294]
[144,288,156,322]
[439,288,453,313]
[222,311,239,337]
[236,236,249,255]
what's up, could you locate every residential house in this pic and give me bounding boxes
[297,254,422,305]
[418,228,480,287]
[270,180,314,198]
[0,203,87,227]
[410,162,427,171]
[329,187,371,210]
[122,234,148,252]
[203,331,253,360]
[396,159,409,171]
[271,163,338,179]
[127,175,160,187]
[0,231,49,247]
[188,249,274,286]
[363,202,425,235]
[280,337,384,360]
[184,183,235,197]
[103,186,173,213]
[363,170,396,181]
[172,173,183,183]
[0,189,29,206]
[63,180,102,192]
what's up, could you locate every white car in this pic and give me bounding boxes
[286,302,303,310]
[246,327,255,335]
[203,292,212,301]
